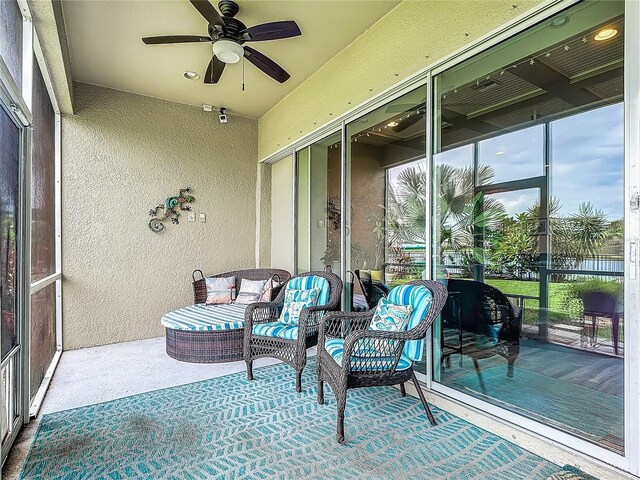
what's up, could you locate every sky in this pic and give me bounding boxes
[433,102,624,220]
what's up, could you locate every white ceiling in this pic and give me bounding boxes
[62,0,399,119]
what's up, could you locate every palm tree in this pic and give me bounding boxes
[549,201,619,270]
[434,164,504,262]
[386,163,505,266]
[386,165,426,245]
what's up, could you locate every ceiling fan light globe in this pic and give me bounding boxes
[213,40,244,64]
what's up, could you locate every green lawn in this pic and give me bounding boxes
[389,275,577,324]
[388,274,621,342]
[483,278,572,324]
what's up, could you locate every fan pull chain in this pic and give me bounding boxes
[242,56,245,92]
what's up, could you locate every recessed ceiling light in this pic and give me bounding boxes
[594,28,617,41]
[387,121,399,127]
[495,151,505,156]
[183,71,200,80]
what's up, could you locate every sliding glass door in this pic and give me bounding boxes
[1,0,62,464]
[295,131,342,275]
[345,87,427,311]
[292,0,638,470]
[431,0,626,453]
[1,0,26,461]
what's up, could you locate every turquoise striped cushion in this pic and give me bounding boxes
[286,276,330,306]
[324,338,412,371]
[161,304,247,331]
[387,285,433,361]
[252,322,298,340]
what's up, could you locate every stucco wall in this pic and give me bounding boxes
[62,83,258,349]
[270,154,294,272]
[258,0,542,159]
[255,162,272,267]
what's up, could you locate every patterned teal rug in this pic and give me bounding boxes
[20,360,584,479]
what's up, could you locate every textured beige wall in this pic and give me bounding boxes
[62,83,258,349]
[270,155,294,272]
[258,0,542,159]
[255,162,272,267]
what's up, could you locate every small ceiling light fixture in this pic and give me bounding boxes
[212,40,244,64]
[594,28,617,41]
[549,16,569,29]
[183,70,200,80]
[387,121,399,127]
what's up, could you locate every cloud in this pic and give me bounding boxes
[434,103,624,220]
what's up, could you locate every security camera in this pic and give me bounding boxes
[219,107,228,124]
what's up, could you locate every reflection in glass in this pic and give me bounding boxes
[478,126,544,185]
[345,86,427,311]
[295,131,342,275]
[1,106,20,360]
[432,0,625,452]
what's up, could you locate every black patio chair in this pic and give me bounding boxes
[354,269,390,310]
[441,279,522,393]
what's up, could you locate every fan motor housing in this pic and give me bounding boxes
[218,0,239,17]
[208,17,247,41]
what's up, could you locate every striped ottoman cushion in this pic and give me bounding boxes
[161,304,247,331]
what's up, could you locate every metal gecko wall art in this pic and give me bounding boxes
[148,187,195,233]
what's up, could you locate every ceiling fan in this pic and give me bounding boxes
[142,0,301,84]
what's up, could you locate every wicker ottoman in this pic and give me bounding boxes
[162,304,247,363]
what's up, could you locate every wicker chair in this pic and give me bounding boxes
[244,271,343,392]
[354,269,390,310]
[441,279,522,392]
[317,280,448,443]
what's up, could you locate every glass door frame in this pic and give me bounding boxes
[420,0,640,473]
[292,125,343,278]
[0,56,31,466]
[1,5,64,464]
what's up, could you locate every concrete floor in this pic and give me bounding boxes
[1,337,283,479]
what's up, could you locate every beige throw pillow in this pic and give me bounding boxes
[205,276,236,305]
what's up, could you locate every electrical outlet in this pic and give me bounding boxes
[199,213,206,223]
[187,211,196,222]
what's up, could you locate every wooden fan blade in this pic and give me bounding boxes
[242,21,301,41]
[142,35,211,45]
[189,0,226,33]
[392,114,423,133]
[243,46,290,83]
[204,56,225,84]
